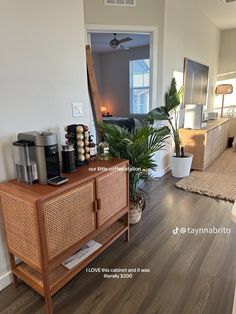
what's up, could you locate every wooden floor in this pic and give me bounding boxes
[1,173,236,314]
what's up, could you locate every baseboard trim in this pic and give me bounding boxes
[0,271,12,291]
[150,165,171,178]
[161,166,171,177]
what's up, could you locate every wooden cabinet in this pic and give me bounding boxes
[0,159,129,314]
[179,118,230,170]
[203,130,213,166]
[43,181,96,261]
[96,170,127,226]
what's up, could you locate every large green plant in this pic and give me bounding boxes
[100,123,170,201]
[147,78,183,157]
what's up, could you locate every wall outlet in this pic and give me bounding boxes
[72,102,83,117]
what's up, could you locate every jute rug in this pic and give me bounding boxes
[176,148,236,202]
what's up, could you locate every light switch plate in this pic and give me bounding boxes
[72,102,83,117]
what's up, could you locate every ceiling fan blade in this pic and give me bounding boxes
[118,37,133,44]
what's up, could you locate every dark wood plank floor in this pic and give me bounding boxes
[1,173,236,314]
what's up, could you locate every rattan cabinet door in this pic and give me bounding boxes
[96,170,128,226]
[42,180,96,260]
[0,191,41,269]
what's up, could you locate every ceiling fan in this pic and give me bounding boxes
[93,33,133,50]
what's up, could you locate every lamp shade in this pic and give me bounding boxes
[215,84,233,95]
[101,106,108,112]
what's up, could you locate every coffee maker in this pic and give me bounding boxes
[15,131,61,185]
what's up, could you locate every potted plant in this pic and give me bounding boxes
[100,123,170,224]
[147,78,193,178]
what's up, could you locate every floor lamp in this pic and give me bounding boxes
[215,84,233,118]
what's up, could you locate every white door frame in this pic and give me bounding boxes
[85,24,158,112]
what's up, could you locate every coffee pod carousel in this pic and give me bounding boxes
[64,124,90,166]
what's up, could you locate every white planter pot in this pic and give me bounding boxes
[171,153,193,178]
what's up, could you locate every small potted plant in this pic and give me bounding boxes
[147,78,193,178]
[100,123,170,224]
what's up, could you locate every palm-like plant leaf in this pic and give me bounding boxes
[146,78,184,157]
[100,123,170,199]
[147,106,170,122]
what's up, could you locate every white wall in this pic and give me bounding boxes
[93,45,149,117]
[218,28,236,78]
[217,28,236,136]
[163,0,221,112]
[84,0,165,107]
[84,0,221,110]
[0,0,91,288]
[84,0,221,176]
[155,0,221,173]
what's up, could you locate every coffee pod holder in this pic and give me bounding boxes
[64,124,90,167]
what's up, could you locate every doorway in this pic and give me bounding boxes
[85,25,158,120]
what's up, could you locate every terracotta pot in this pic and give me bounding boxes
[129,200,142,224]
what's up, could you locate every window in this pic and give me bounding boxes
[215,76,236,116]
[129,59,150,114]
[105,0,136,6]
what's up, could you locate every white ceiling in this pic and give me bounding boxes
[193,0,236,30]
[90,33,150,53]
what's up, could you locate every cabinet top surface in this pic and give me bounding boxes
[0,159,128,201]
[179,118,230,133]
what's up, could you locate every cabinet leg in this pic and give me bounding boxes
[44,294,53,314]
[42,277,53,314]
[12,273,20,288]
[125,212,130,242]
[125,229,130,242]
[9,253,20,288]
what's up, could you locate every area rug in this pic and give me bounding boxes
[176,149,236,202]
